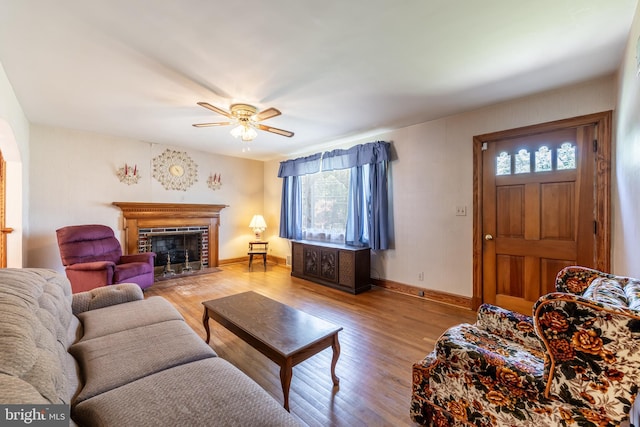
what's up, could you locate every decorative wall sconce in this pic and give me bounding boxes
[117,163,141,185]
[207,173,222,190]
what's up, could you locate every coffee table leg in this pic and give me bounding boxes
[280,358,293,411]
[202,308,211,344]
[331,333,340,386]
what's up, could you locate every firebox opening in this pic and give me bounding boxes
[149,231,203,276]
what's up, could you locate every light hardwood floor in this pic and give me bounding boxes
[145,262,476,427]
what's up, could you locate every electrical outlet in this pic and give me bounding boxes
[418,272,424,281]
[456,206,467,216]
[418,290,425,297]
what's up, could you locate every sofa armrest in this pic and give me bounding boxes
[72,283,144,315]
[475,303,543,351]
[66,260,116,271]
[554,266,616,295]
[533,292,640,417]
[120,252,156,264]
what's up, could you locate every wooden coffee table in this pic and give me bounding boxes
[202,291,343,411]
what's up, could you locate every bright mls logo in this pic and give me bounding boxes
[1,405,68,426]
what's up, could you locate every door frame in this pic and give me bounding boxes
[472,111,612,310]
[0,150,8,268]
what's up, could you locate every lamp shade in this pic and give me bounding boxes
[231,124,258,141]
[249,215,267,231]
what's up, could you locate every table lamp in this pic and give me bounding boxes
[249,215,267,240]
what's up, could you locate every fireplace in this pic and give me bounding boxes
[112,202,227,280]
[150,231,202,266]
[141,228,207,277]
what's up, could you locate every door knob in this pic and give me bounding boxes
[484,234,494,241]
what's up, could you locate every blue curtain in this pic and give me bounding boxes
[279,142,390,249]
[368,158,389,249]
[278,153,321,239]
[322,141,390,250]
[345,165,366,246]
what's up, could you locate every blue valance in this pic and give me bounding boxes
[277,153,322,177]
[322,141,391,171]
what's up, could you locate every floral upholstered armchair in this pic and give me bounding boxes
[411,266,640,427]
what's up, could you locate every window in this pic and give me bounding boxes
[515,149,531,174]
[496,152,511,176]
[495,142,576,176]
[535,146,552,172]
[279,141,390,250]
[301,169,350,242]
[557,142,576,170]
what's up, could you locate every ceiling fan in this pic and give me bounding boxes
[193,102,294,141]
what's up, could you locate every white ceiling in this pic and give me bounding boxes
[0,0,636,161]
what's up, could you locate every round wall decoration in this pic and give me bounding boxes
[152,149,198,191]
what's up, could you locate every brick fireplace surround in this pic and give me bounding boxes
[112,202,227,268]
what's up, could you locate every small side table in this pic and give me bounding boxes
[248,241,268,271]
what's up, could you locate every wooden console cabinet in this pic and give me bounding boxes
[291,240,371,294]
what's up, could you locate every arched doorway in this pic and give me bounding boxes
[0,118,22,267]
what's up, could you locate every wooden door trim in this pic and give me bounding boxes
[0,150,9,268]
[472,111,612,310]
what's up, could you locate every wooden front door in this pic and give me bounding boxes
[474,112,611,314]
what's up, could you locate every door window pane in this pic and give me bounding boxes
[535,146,552,172]
[557,142,576,170]
[515,149,531,174]
[496,152,511,176]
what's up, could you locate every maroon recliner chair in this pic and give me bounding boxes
[56,224,156,293]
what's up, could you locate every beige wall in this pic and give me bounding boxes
[614,3,640,278]
[265,76,617,298]
[27,124,265,272]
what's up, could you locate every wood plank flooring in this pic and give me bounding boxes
[145,263,477,427]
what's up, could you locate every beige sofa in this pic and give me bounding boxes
[0,268,299,426]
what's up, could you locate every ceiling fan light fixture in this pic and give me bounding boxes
[194,102,294,141]
[243,126,258,141]
[230,123,257,141]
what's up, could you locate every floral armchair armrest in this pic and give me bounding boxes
[72,283,144,315]
[533,293,640,423]
[554,266,618,295]
[475,303,544,351]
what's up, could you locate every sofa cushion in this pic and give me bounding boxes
[434,323,546,394]
[582,277,628,307]
[0,374,50,404]
[76,296,183,341]
[70,320,216,404]
[0,268,75,404]
[72,283,143,315]
[72,358,300,427]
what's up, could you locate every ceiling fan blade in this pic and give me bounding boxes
[192,122,232,127]
[258,124,294,137]
[255,107,281,121]
[197,102,232,119]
